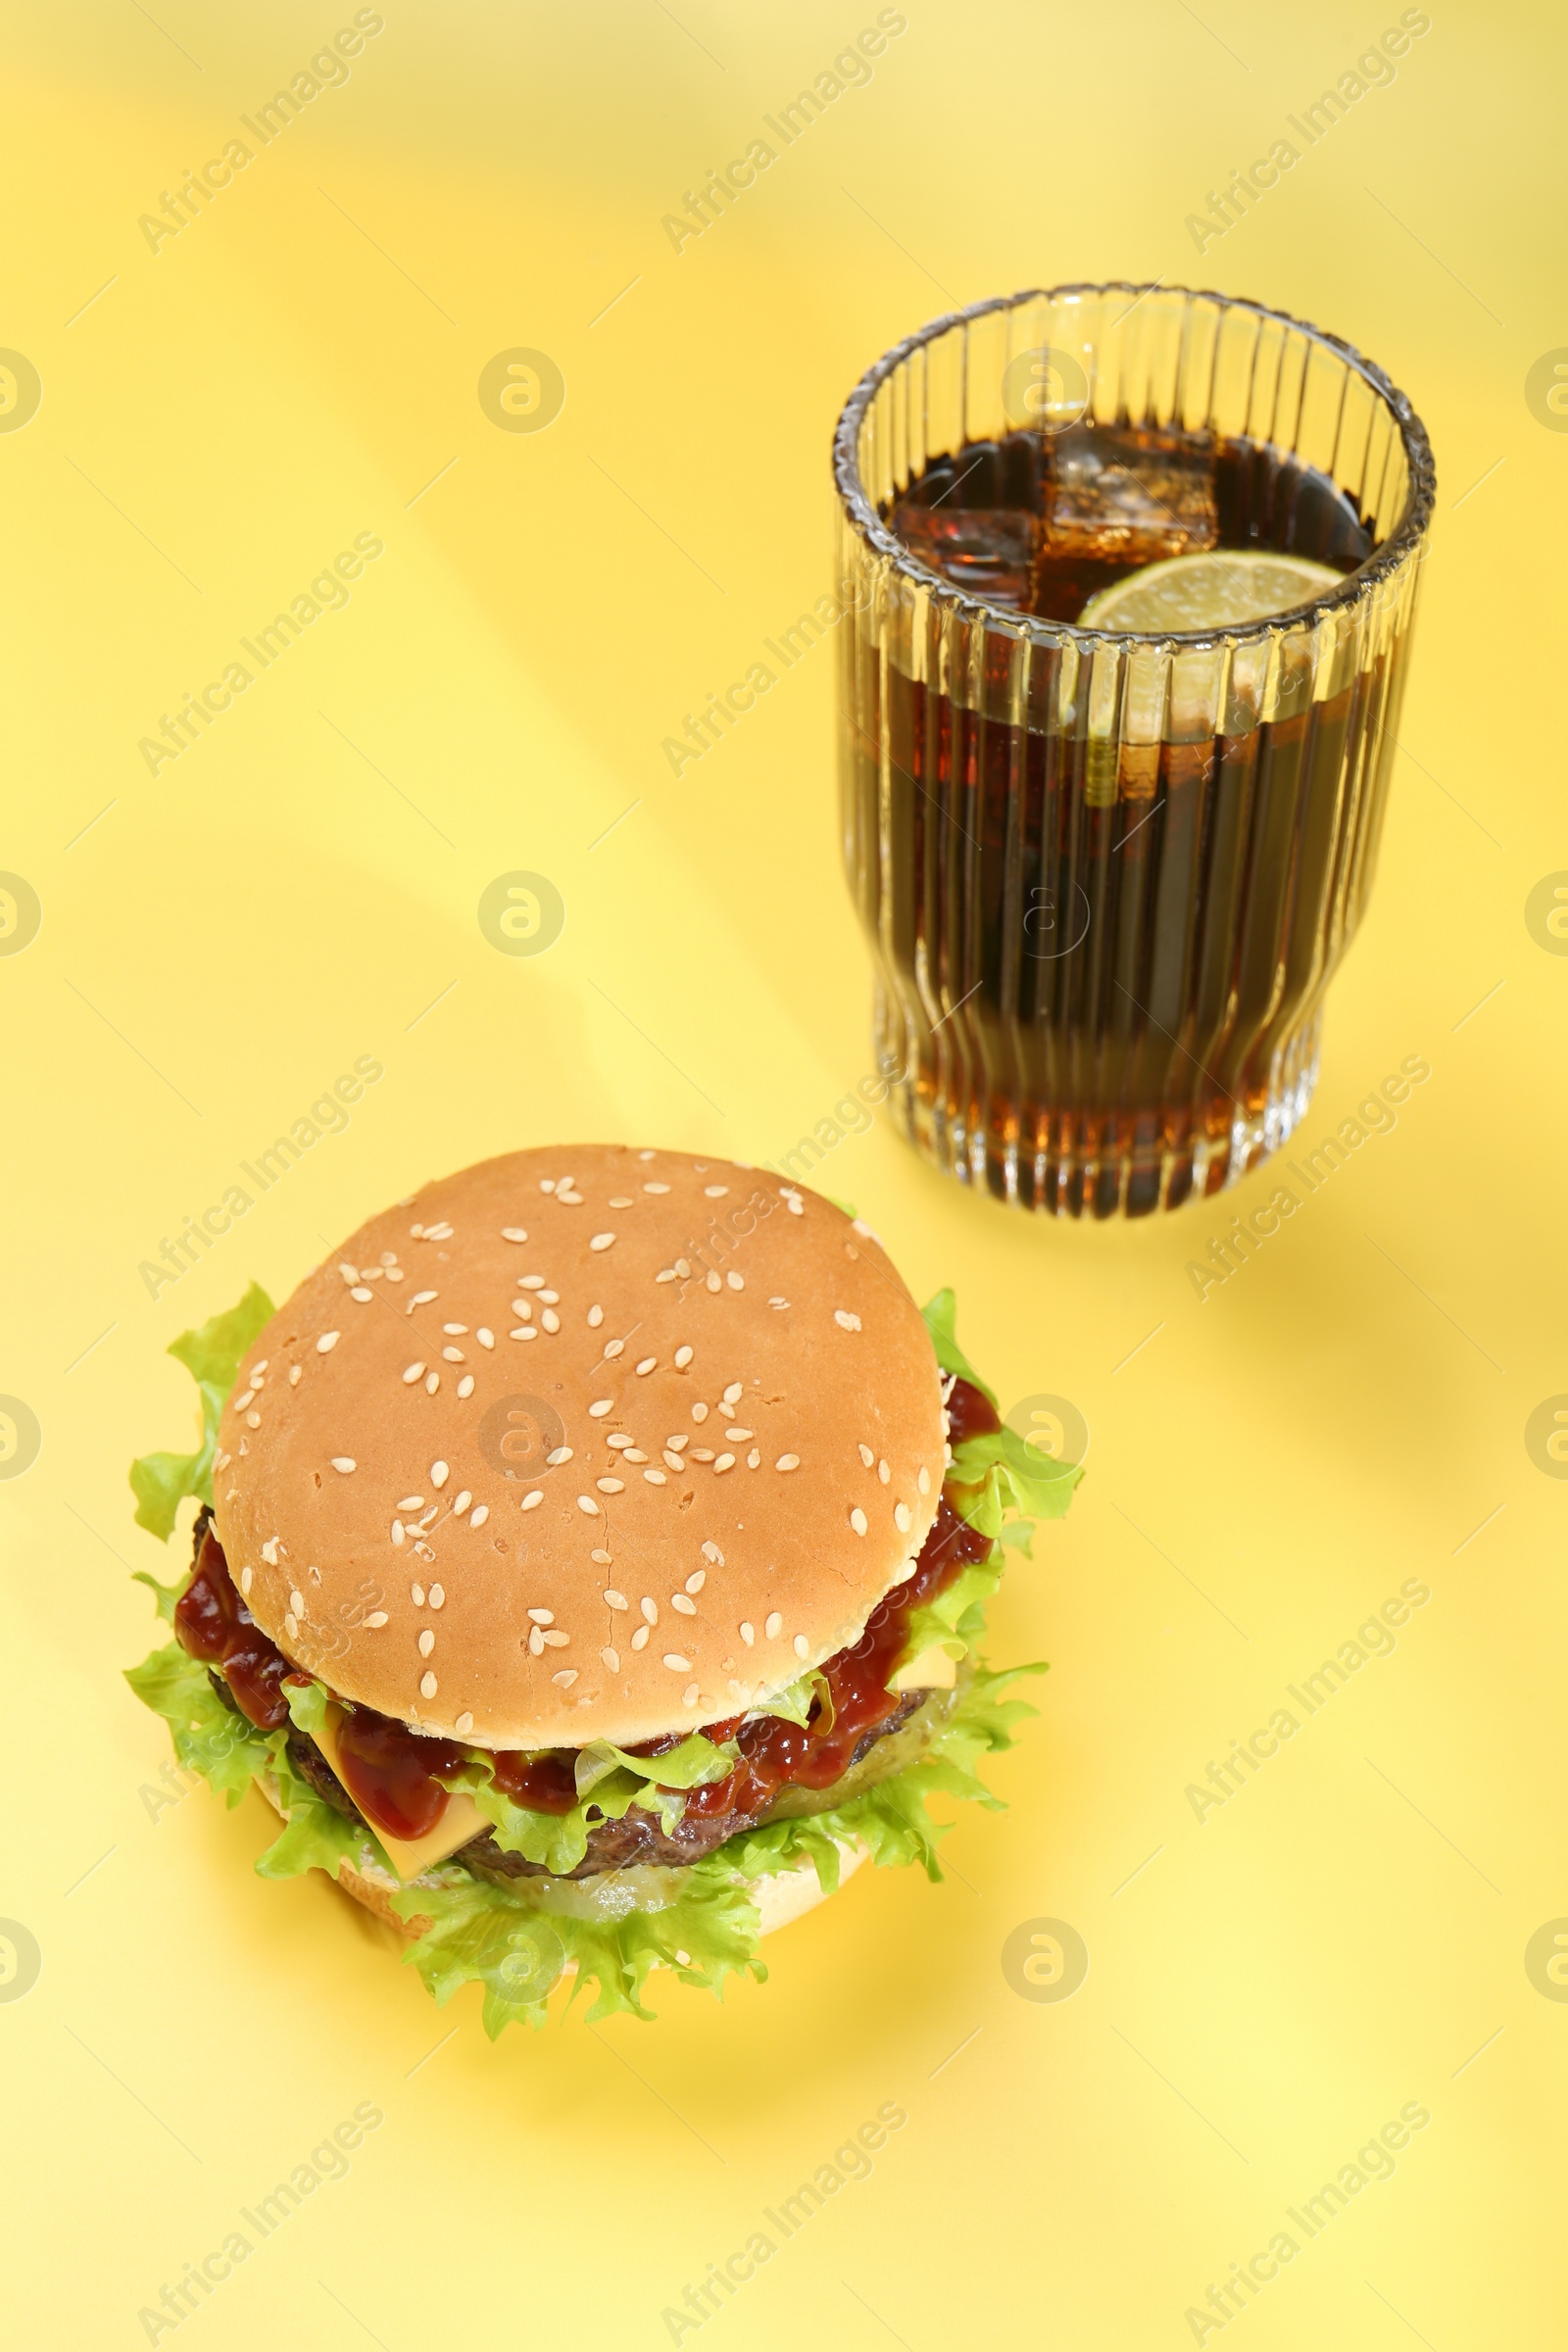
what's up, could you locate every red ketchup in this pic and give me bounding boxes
[173,1377,998,1848]
[174,1520,294,1731]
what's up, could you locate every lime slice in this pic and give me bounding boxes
[1079,549,1346,632]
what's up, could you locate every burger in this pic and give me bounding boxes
[126,1146,1079,2030]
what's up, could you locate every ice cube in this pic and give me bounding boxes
[886,499,1036,609]
[1042,423,1219,566]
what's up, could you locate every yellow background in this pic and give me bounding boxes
[2,3,1564,2345]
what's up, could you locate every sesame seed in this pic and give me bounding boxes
[246,1409,262,1429]
[631,1626,649,1650]
[425,1374,440,1395]
[411,1290,438,1307]
[878,1459,890,1484]
[476,1328,495,1349]
[687,1569,708,1592]
[418,1630,435,1657]
[895,1502,912,1532]
[671,1593,697,1616]
[682,1682,699,1706]
[607,1434,633,1451]
[690,1448,714,1463]
[541,1630,568,1649]
[590,1233,615,1251]
[643,1182,669,1194]
[704,1185,728,1198]
[540,1179,556,1194]
[411,1583,425,1605]
[442,1346,465,1362]
[458,1376,474,1398]
[339,1262,359,1284]
[656,1269,677,1284]
[674,1346,693,1369]
[639,1596,659,1625]
[518,1276,546,1291]
[768,1298,789,1311]
[528,1628,545,1655]
[706,1272,721,1293]
[716,1402,734,1420]
[668,1436,690,1452]
[635,1356,656,1375]
[597,1477,624,1494]
[538,1290,559,1304]
[588,1399,613,1418]
[776,1454,800,1471]
[591,1547,612,1564]
[456,1710,473,1734]
[793,1635,809,1660]
[605,1590,627,1609]
[331,1457,356,1474]
[351,1286,372,1303]
[644,1468,666,1484]
[835,1310,862,1332]
[261,1540,278,1563]
[727,1273,744,1291]
[453,1490,472,1513]
[662,1653,691,1672]
[765,1612,783,1638]
[661,1449,682,1471]
[365,1611,388,1628]
[443,1322,467,1336]
[432,1461,449,1487]
[587,1304,604,1327]
[601,1647,620,1672]
[691,1401,709,1423]
[577,1495,600,1515]
[782,1190,803,1215]
[317,1332,340,1353]
[420,1671,437,1697]
[858,1443,874,1467]
[727,1427,753,1442]
[603,1339,624,1358]
[521,1490,543,1509]
[289,1366,302,1385]
[851,1507,868,1535]
[541,1309,561,1334]
[423,1222,453,1242]
[501,1228,528,1243]
[527,1607,555,1625]
[239,1566,253,1594]
[553,1670,577,1687]
[714,1454,735,1474]
[284,1612,298,1640]
[470,1504,489,1529]
[512,1327,537,1342]
[609,1196,633,1208]
[740,1621,755,1644]
[547,1446,573,1464]
[747,1449,760,1468]
[918,1466,931,1494]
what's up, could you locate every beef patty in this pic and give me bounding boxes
[231,1675,923,1879]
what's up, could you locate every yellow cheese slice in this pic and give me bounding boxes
[885,1643,957,1693]
[315,1704,491,1880]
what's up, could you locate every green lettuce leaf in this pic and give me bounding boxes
[129,1283,274,1541]
[255,1740,394,1882]
[749,1669,832,1730]
[280,1676,335,1742]
[123,1640,275,1807]
[390,1659,1039,2034]
[921,1286,994,1399]
[389,1863,764,2034]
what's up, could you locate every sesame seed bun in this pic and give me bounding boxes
[214,1147,945,1750]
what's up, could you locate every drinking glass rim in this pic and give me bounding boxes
[831,280,1438,650]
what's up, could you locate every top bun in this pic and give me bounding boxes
[213,1147,945,1750]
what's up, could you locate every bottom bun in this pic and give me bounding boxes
[258,1780,862,1954]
